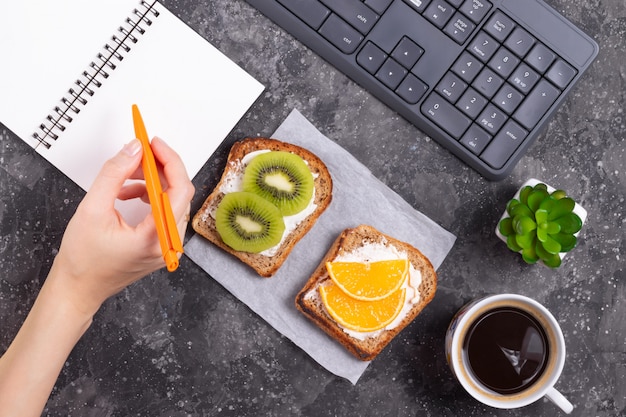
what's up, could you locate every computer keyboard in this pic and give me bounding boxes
[244,0,599,180]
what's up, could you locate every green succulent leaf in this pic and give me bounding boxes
[519,186,534,205]
[548,197,575,220]
[499,217,514,236]
[506,199,520,215]
[551,189,567,200]
[556,212,583,234]
[521,245,539,264]
[547,221,561,234]
[535,209,549,224]
[541,252,562,268]
[527,189,549,211]
[551,233,577,252]
[507,234,523,252]
[513,215,537,235]
[509,203,533,218]
[534,183,549,192]
[536,239,552,260]
[537,227,548,242]
[539,196,557,212]
[516,231,536,249]
[542,234,562,254]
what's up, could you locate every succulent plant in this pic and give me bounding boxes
[498,182,583,268]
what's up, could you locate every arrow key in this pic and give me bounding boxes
[376,58,408,89]
[396,74,429,104]
[391,37,424,69]
[357,41,388,74]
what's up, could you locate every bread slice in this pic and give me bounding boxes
[295,225,437,361]
[192,137,333,277]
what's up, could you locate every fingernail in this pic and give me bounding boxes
[152,136,170,148]
[122,139,142,156]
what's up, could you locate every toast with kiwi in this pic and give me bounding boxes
[192,137,333,277]
[295,225,437,361]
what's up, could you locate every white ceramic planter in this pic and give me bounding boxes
[495,178,587,263]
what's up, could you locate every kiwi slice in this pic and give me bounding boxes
[242,151,314,216]
[215,191,285,253]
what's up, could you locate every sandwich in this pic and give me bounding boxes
[192,137,333,277]
[295,225,437,361]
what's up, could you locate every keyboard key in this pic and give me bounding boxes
[437,72,467,103]
[392,37,424,69]
[461,124,492,155]
[488,46,520,78]
[365,0,393,14]
[508,63,540,94]
[526,43,556,73]
[472,67,503,98]
[319,14,364,54]
[481,120,528,169]
[451,51,483,82]
[477,103,507,134]
[493,83,524,114]
[376,58,408,89]
[403,0,432,13]
[424,0,455,29]
[357,41,387,74]
[504,27,536,57]
[457,87,488,118]
[546,59,577,89]
[459,0,492,24]
[277,0,330,29]
[444,12,476,44]
[422,93,472,139]
[320,0,379,35]
[484,11,515,42]
[514,79,560,129]
[447,0,464,7]
[468,31,498,62]
[396,74,429,104]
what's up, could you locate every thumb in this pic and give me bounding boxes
[83,139,144,212]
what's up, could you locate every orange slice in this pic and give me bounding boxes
[326,259,409,301]
[319,283,406,332]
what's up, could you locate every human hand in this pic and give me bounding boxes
[49,137,195,316]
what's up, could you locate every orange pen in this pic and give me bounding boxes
[132,104,183,272]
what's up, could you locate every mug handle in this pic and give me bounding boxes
[545,387,574,414]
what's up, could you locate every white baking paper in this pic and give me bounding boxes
[184,109,456,384]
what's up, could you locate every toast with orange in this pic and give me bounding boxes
[296,225,437,360]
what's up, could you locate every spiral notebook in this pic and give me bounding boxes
[0,0,264,221]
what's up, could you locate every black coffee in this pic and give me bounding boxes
[463,307,549,394]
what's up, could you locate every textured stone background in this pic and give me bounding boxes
[1,0,624,415]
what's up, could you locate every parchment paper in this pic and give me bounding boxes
[185,109,456,384]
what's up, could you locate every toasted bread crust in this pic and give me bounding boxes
[192,137,333,277]
[295,225,437,361]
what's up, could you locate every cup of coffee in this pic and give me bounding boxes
[445,294,573,413]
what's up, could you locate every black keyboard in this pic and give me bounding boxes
[244,0,599,180]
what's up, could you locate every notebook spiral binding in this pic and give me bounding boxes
[32,0,160,149]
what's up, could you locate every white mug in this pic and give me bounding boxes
[445,294,574,413]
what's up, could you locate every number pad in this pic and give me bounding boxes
[421,10,576,170]
[468,32,498,62]
[473,67,503,98]
[509,63,540,94]
[457,88,487,118]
